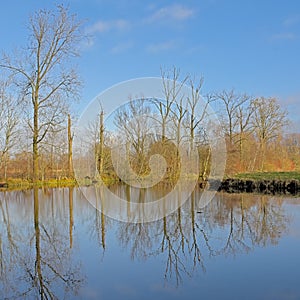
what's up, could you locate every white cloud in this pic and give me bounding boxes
[111,42,133,54]
[146,41,177,53]
[87,19,130,34]
[269,15,299,43]
[79,37,95,51]
[283,15,300,27]
[185,44,205,54]
[270,32,297,41]
[147,4,195,23]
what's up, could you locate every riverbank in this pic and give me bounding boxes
[0,176,120,191]
[216,172,300,195]
[0,178,77,190]
[1,172,300,195]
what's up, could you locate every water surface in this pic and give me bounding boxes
[0,186,299,299]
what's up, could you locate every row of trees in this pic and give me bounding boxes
[79,69,297,182]
[0,5,299,182]
[213,89,294,173]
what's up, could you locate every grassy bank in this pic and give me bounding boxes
[0,178,77,190]
[233,171,300,181]
[2,171,300,191]
[0,175,122,191]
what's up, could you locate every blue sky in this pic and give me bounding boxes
[0,0,300,128]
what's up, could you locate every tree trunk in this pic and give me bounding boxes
[33,101,39,183]
[239,130,243,169]
[202,146,211,180]
[260,140,266,171]
[190,121,194,154]
[68,114,74,178]
[97,111,104,176]
[50,145,54,179]
[4,155,8,180]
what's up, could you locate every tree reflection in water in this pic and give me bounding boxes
[114,185,289,286]
[0,187,84,299]
[0,185,291,297]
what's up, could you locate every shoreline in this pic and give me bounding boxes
[215,178,300,195]
[1,172,300,195]
[0,178,77,191]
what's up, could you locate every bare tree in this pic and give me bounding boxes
[68,114,74,178]
[0,5,83,182]
[97,109,105,176]
[252,97,288,170]
[154,67,188,142]
[235,95,255,164]
[186,76,214,179]
[214,89,250,145]
[114,99,153,178]
[186,75,204,150]
[284,133,300,169]
[0,79,19,179]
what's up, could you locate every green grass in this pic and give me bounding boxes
[233,171,300,181]
[3,171,299,191]
[1,178,77,190]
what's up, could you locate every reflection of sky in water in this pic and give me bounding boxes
[0,188,299,299]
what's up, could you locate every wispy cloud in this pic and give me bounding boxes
[79,37,95,51]
[281,94,300,106]
[146,4,195,23]
[185,44,205,55]
[270,32,297,41]
[269,15,299,43]
[87,19,130,34]
[283,15,300,27]
[146,40,177,53]
[111,41,133,54]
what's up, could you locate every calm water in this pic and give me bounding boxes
[0,186,299,300]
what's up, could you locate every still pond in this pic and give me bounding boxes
[0,186,299,299]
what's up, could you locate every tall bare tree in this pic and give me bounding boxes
[252,97,288,170]
[0,5,83,182]
[0,79,19,179]
[235,95,255,164]
[186,76,214,179]
[114,99,153,178]
[68,114,74,178]
[97,110,105,176]
[155,67,188,142]
[186,75,204,150]
[214,89,250,145]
